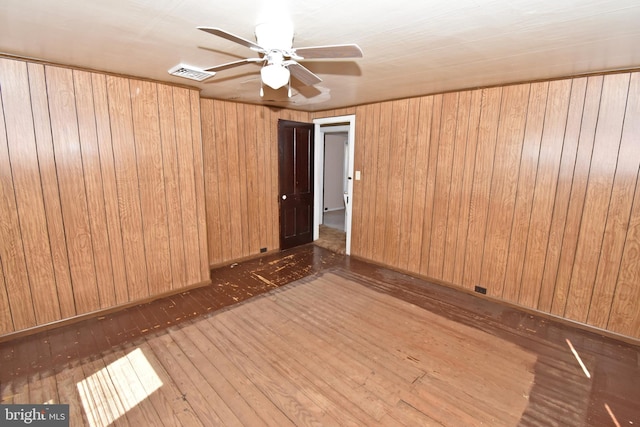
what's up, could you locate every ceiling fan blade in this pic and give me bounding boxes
[287,62,322,86]
[198,27,266,52]
[204,58,263,72]
[292,44,363,59]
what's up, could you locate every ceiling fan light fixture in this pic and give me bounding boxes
[261,64,290,89]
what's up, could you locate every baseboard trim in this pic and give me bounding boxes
[349,254,640,347]
[209,248,281,270]
[0,278,212,343]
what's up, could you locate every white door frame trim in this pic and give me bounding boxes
[313,115,356,255]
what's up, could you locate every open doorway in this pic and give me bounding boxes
[323,130,347,230]
[313,115,356,255]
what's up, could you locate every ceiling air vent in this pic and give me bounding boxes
[168,64,215,81]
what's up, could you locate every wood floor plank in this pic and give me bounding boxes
[228,304,377,426]
[116,343,185,427]
[54,360,90,427]
[165,325,264,426]
[77,355,128,427]
[185,320,297,427]
[8,378,29,404]
[262,290,408,407]
[102,347,164,426]
[27,370,59,404]
[302,275,535,412]
[208,313,341,426]
[0,381,13,403]
[239,298,390,422]
[292,274,536,401]
[145,331,231,426]
[273,275,532,422]
[274,279,427,384]
[388,399,445,426]
[133,340,203,427]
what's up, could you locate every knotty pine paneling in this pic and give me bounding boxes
[347,72,640,340]
[201,100,312,266]
[0,57,208,336]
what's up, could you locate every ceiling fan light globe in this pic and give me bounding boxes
[261,64,290,89]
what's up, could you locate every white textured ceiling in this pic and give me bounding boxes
[1,0,640,111]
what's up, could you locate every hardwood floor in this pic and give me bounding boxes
[1,245,638,426]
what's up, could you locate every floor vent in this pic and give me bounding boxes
[168,64,215,81]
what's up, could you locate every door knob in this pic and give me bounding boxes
[282,195,287,200]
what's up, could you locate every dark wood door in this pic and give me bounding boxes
[278,120,314,250]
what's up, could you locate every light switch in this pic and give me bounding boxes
[355,170,361,180]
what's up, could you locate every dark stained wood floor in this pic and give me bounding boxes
[0,244,639,426]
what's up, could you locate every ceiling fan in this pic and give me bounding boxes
[198,22,363,96]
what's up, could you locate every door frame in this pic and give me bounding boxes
[313,115,356,255]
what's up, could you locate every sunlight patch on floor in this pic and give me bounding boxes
[77,348,162,427]
[566,338,591,378]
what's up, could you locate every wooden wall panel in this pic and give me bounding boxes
[452,90,482,285]
[190,91,209,281]
[92,73,130,305]
[462,87,502,289]
[587,73,640,329]
[360,103,381,261]
[235,103,251,256]
[0,58,207,335]
[428,93,458,279]
[373,102,393,264]
[241,103,260,255]
[28,63,76,319]
[406,97,433,273]
[502,82,548,302]
[608,172,640,336]
[441,91,471,284]
[564,74,630,322]
[211,100,232,261]
[344,71,640,340]
[349,105,367,256]
[537,78,588,312]
[173,87,202,286]
[550,76,603,316]
[260,108,280,250]
[224,102,244,260]
[1,60,61,324]
[418,94,443,277]
[382,100,409,266]
[130,80,172,296]
[47,66,101,314]
[0,68,36,331]
[201,100,311,266]
[481,85,529,289]
[517,80,572,308]
[0,261,11,334]
[107,75,149,302]
[158,85,187,289]
[397,98,420,271]
[479,84,529,298]
[74,70,117,309]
